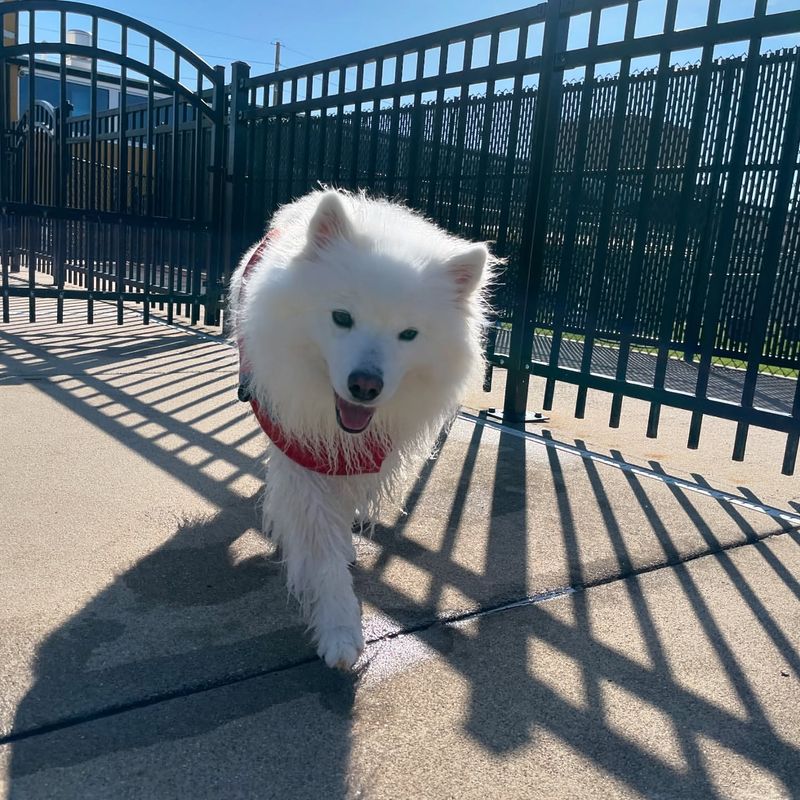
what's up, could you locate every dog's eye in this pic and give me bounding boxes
[398,328,418,341]
[332,310,353,329]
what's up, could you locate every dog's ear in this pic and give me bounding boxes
[442,244,488,302]
[305,192,354,255]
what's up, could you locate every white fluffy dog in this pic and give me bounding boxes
[229,189,494,669]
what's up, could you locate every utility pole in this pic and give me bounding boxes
[271,40,281,106]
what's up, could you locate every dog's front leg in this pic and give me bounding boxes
[265,451,363,669]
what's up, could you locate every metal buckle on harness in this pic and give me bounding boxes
[237,381,252,403]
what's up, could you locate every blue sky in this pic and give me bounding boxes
[82,0,543,75]
[18,0,800,83]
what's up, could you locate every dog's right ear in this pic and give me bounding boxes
[304,192,354,257]
[441,244,489,303]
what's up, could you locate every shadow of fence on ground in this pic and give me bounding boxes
[2,298,798,798]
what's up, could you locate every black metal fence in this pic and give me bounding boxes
[234,51,800,371]
[2,0,799,473]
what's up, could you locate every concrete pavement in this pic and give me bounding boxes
[1,297,798,799]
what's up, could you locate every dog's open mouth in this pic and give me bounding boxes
[335,393,375,434]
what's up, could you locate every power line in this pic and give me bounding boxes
[16,19,330,90]
[18,24,278,70]
[125,13,330,69]
[130,14,280,48]
[278,41,320,62]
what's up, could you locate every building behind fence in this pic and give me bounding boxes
[1,0,799,473]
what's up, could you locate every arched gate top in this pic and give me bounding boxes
[0,0,224,106]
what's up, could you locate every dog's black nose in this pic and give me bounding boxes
[348,370,383,402]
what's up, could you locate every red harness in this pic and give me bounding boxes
[236,232,389,476]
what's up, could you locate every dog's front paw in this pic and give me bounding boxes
[316,625,364,670]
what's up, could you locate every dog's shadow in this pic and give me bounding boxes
[7,426,494,796]
[8,495,358,795]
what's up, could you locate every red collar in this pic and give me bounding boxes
[237,231,390,476]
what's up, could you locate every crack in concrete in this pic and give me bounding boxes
[2,523,796,748]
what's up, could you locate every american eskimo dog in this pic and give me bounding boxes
[229,189,495,669]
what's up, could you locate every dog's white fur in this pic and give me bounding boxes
[229,190,495,668]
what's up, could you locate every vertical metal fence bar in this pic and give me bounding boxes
[0,215,7,323]
[503,0,569,421]
[518,11,571,373]
[732,50,782,358]
[268,76,281,208]
[647,0,720,438]
[542,10,600,411]
[349,62,365,191]
[115,26,128,324]
[316,70,330,187]
[142,37,156,324]
[723,53,778,360]
[385,55,404,196]
[55,9,68,324]
[366,59,381,191]
[424,42,450,220]
[133,109,142,291]
[470,30,499,239]
[26,12,36,322]
[682,63,734,362]
[157,221,165,310]
[0,20,6,214]
[0,10,8,327]
[608,1,677,428]
[406,47,426,207]
[732,46,800,463]
[300,74,312,194]
[771,137,800,365]
[446,36,474,232]
[190,67,203,323]
[331,65,346,187]
[246,93,264,236]
[572,4,638,420]
[285,76,298,201]
[167,52,181,323]
[205,63,226,325]
[86,15,99,324]
[494,24,528,258]
[687,26,764,450]
[221,61,250,302]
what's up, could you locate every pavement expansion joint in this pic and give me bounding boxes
[2,523,796,747]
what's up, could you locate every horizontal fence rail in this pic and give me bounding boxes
[1,0,798,473]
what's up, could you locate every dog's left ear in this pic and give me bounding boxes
[443,244,488,302]
[305,192,354,256]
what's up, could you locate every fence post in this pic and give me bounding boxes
[0,38,6,208]
[502,0,569,422]
[216,60,250,327]
[203,64,227,325]
[54,100,72,323]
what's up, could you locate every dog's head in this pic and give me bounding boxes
[247,191,493,440]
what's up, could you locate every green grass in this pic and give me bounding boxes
[526,327,798,379]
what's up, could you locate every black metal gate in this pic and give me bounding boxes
[0,0,226,326]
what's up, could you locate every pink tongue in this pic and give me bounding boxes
[336,395,375,431]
